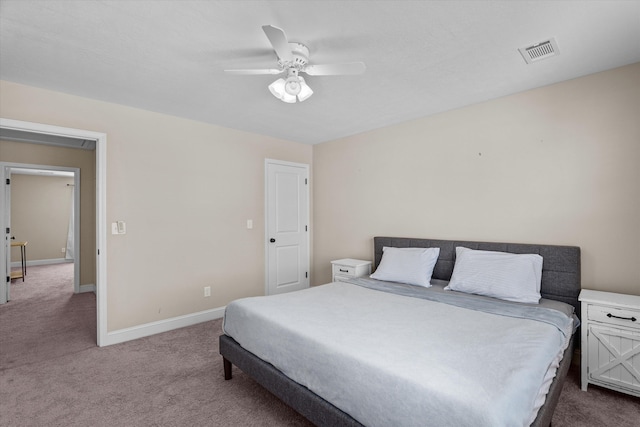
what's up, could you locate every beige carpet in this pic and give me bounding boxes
[1,263,638,426]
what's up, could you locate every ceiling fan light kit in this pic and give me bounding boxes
[269,68,313,103]
[225,25,365,104]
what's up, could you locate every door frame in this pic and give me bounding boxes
[1,166,10,304]
[0,118,108,346]
[1,163,81,294]
[264,158,310,295]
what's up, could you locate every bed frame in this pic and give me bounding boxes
[220,237,581,427]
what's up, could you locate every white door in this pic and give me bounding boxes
[1,166,11,303]
[266,160,309,295]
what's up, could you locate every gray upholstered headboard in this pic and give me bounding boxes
[374,237,581,317]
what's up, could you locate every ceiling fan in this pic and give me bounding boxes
[225,25,366,103]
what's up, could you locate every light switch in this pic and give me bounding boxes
[247,219,253,229]
[111,221,126,234]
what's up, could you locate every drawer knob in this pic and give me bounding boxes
[339,269,349,273]
[607,313,637,322]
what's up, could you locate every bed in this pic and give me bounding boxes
[219,237,581,427]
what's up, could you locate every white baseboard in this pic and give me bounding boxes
[10,256,224,347]
[100,306,226,347]
[11,258,73,267]
[79,284,96,293]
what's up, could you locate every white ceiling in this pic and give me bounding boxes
[1,1,639,145]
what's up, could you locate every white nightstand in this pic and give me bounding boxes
[579,289,640,397]
[331,259,372,283]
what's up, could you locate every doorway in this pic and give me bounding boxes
[0,118,108,346]
[265,159,310,295]
[3,165,81,300]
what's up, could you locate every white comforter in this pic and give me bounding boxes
[223,281,573,427]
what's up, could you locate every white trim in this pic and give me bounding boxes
[0,118,106,141]
[1,166,9,304]
[11,168,74,177]
[0,118,107,347]
[72,168,81,290]
[79,283,96,293]
[101,306,226,346]
[12,258,72,267]
[95,125,108,346]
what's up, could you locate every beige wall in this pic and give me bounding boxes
[0,80,313,331]
[313,63,640,296]
[10,174,74,262]
[1,61,637,334]
[1,141,96,286]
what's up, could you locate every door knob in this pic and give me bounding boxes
[270,238,276,243]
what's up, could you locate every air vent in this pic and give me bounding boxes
[519,38,559,64]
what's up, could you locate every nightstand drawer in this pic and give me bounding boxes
[588,304,640,330]
[333,274,353,283]
[333,265,356,277]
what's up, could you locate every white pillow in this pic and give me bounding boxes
[445,247,543,303]
[370,246,440,287]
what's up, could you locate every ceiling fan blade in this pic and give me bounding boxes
[224,69,283,75]
[304,62,366,76]
[262,25,293,63]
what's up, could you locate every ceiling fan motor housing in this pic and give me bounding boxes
[281,42,309,68]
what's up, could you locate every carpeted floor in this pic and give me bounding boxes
[1,263,96,370]
[1,264,638,426]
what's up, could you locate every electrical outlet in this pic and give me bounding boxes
[204,286,211,297]
[61,247,66,253]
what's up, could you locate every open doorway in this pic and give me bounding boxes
[6,166,81,297]
[0,118,108,346]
